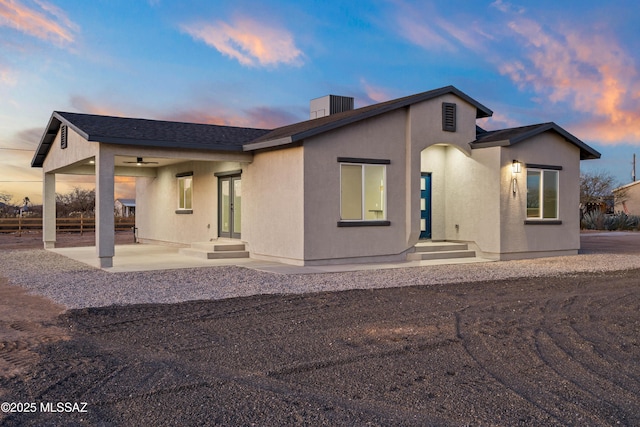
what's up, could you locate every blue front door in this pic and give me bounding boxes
[420,173,432,239]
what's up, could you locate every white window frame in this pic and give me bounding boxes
[339,162,387,222]
[177,175,193,211]
[526,168,559,220]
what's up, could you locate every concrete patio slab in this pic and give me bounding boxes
[49,243,494,274]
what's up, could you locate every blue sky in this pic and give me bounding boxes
[1,0,639,204]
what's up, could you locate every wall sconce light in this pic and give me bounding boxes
[511,160,521,195]
[512,160,522,174]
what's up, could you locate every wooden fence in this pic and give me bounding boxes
[0,217,136,234]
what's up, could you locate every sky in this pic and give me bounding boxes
[1,0,639,205]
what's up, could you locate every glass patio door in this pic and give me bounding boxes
[219,176,241,239]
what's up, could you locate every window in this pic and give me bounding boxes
[340,163,386,221]
[177,174,193,211]
[527,169,558,219]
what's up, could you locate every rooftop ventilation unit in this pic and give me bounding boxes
[310,95,354,119]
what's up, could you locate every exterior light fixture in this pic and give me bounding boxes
[511,160,521,195]
[512,160,521,174]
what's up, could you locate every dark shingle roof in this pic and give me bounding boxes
[471,122,601,160]
[32,112,270,167]
[243,85,493,151]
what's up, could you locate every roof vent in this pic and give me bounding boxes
[60,125,68,149]
[310,95,354,119]
[442,102,456,132]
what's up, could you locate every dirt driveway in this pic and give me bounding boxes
[0,232,639,425]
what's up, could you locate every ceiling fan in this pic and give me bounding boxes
[124,157,159,165]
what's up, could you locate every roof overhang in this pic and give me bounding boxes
[470,122,601,160]
[31,112,246,168]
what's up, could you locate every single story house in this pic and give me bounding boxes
[614,180,640,215]
[115,198,136,217]
[32,85,600,267]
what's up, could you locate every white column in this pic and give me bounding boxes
[43,172,56,249]
[95,149,115,268]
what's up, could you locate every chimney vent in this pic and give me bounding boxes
[310,95,354,119]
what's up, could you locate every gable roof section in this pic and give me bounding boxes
[31,111,271,167]
[243,85,493,151]
[470,122,601,160]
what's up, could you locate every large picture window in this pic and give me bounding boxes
[527,169,558,219]
[177,175,193,211]
[340,163,386,221]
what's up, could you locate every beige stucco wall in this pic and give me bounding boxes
[243,146,305,263]
[302,110,407,263]
[497,133,581,259]
[615,182,640,215]
[421,145,501,251]
[136,161,243,245]
[42,127,99,173]
[407,94,483,245]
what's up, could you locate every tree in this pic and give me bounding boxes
[580,171,622,214]
[0,192,13,217]
[56,187,96,217]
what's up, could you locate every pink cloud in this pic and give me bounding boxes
[181,17,303,67]
[0,63,15,85]
[501,18,640,144]
[69,96,126,117]
[360,80,393,103]
[478,112,522,131]
[393,1,491,52]
[164,106,298,129]
[0,0,78,44]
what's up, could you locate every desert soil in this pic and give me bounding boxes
[0,233,639,426]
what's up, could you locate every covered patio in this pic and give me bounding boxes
[31,112,257,267]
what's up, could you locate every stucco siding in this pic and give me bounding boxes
[42,127,98,173]
[243,147,305,263]
[409,93,478,155]
[136,161,242,245]
[499,133,581,258]
[421,145,501,252]
[302,110,408,262]
[445,146,501,251]
[615,182,640,215]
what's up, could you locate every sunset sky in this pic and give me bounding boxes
[1,0,639,204]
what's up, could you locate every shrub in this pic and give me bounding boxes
[581,211,606,230]
[582,211,640,230]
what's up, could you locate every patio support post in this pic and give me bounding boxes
[43,172,56,249]
[95,149,115,268]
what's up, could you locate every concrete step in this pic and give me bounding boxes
[414,242,468,253]
[179,247,249,260]
[190,242,246,252]
[407,249,476,261]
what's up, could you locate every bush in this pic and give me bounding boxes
[581,211,640,230]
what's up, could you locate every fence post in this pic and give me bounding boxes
[18,214,22,237]
[80,213,83,236]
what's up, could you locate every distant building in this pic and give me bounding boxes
[614,181,640,215]
[115,198,135,217]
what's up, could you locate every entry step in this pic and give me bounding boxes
[407,242,476,261]
[179,241,249,259]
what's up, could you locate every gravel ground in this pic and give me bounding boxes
[1,248,640,309]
